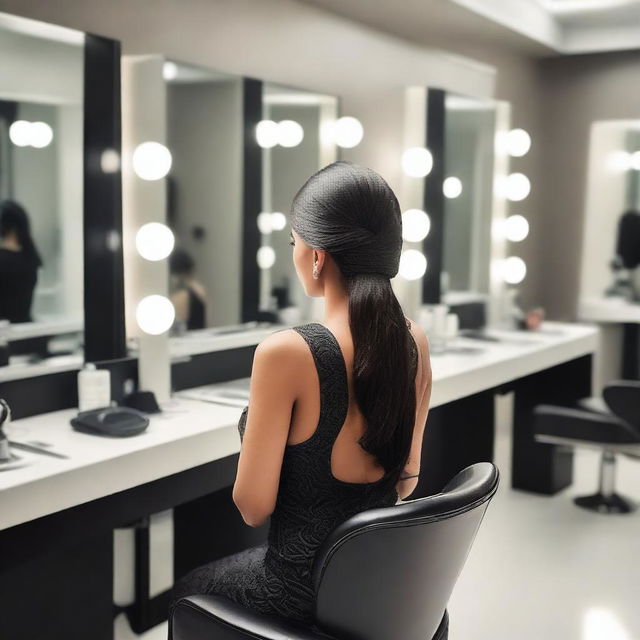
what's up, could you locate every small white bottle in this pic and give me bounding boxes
[77,363,111,412]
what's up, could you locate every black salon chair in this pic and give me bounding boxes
[170,462,499,640]
[534,380,640,514]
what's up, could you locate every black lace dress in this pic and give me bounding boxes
[170,322,414,624]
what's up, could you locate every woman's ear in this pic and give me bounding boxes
[313,248,325,269]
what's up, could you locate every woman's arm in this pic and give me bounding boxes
[232,330,301,527]
[396,323,432,500]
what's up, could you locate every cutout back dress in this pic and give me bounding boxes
[170,322,416,623]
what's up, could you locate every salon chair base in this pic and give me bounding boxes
[574,492,635,514]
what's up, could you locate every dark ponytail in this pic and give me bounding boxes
[0,200,43,268]
[290,160,418,488]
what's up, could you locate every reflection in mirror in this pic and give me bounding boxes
[259,83,338,324]
[163,61,244,332]
[0,13,84,368]
[442,94,497,297]
[581,121,640,306]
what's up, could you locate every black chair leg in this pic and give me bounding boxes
[574,451,635,514]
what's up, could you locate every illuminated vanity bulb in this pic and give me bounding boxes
[257,212,273,234]
[402,147,433,178]
[506,128,531,157]
[501,256,527,285]
[505,215,529,242]
[399,249,427,280]
[256,120,279,148]
[606,151,631,173]
[136,295,175,335]
[136,223,175,261]
[270,212,287,231]
[505,173,530,201]
[132,142,172,181]
[402,209,431,242]
[334,117,364,148]
[583,607,631,640]
[9,120,32,147]
[30,122,54,148]
[100,149,120,173]
[443,177,463,199]
[163,61,178,80]
[257,246,276,269]
[630,151,640,171]
[277,120,304,148]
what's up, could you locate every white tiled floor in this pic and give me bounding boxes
[448,400,640,639]
[116,397,640,640]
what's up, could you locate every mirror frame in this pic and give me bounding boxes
[83,33,126,362]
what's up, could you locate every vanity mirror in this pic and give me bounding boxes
[579,119,640,381]
[256,81,339,324]
[442,93,497,296]
[122,62,340,346]
[0,12,125,381]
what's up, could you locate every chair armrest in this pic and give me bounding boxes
[170,595,337,640]
[533,405,640,445]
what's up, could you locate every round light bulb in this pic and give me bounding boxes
[257,246,276,269]
[399,249,427,280]
[30,121,54,148]
[402,147,433,178]
[505,215,529,242]
[277,120,304,148]
[630,151,640,171]
[334,116,364,148]
[501,256,527,285]
[505,173,531,201]
[135,222,175,261]
[506,128,531,157]
[443,176,463,199]
[257,212,273,234]
[136,295,175,335]
[256,120,279,148]
[163,61,178,80]
[100,149,120,173]
[9,120,32,147]
[132,142,172,181]
[270,212,287,231]
[402,209,431,242]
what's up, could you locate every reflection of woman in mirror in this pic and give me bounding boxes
[169,248,207,330]
[0,200,42,323]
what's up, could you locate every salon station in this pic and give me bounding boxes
[0,2,639,639]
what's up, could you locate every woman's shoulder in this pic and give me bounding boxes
[254,325,315,363]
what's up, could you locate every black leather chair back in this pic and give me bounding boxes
[603,381,640,431]
[311,462,499,640]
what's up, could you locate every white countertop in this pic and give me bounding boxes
[0,398,242,531]
[429,322,598,407]
[578,296,640,323]
[6,317,83,340]
[0,321,598,532]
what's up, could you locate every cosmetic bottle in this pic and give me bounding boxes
[77,363,111,412]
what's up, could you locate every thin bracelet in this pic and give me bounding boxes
[399,473,419,480]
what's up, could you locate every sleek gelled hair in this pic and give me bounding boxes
[290,161,417,489]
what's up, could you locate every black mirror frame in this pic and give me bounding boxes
[83,33,126,362]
